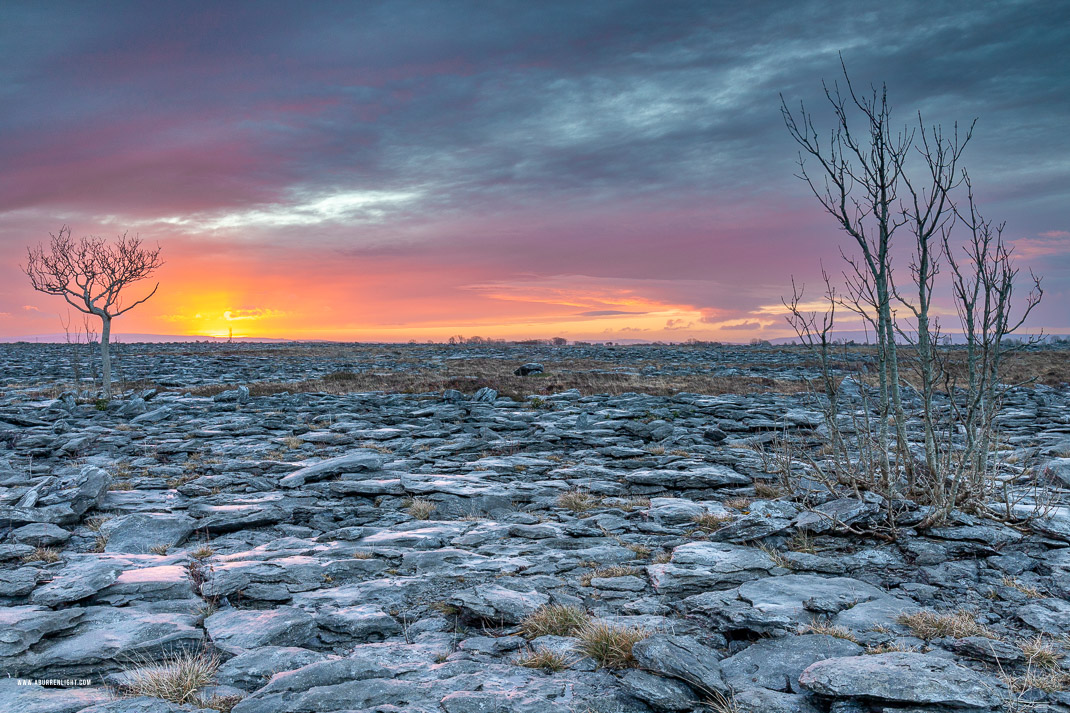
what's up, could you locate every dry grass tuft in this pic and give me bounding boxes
[575,621,649,668]
[788,531,816,553]
[149,544,170,555]
[703,690,742,713]
[896,609,996,640]
[557,490,597,513]
[352,550,375,560]
[758,544,793,569]
[85,515,113,532]
[516,647,573,672]
[1001,667,1070,694]
[865,642,919,655]
[430,601,460,616]
[1001,576,1044,599]
[121,650,218,704]
[1020,636,1063,669]
[626,543,652,559]
[405,498,437,520]
[21,547,61,564]
[753,481,783,498]
[520,605,590,638]
[579,566,642,586]
[798,620,859,642]
[190,544,215,560]
[197,694,244,712]
[691,512,734,531]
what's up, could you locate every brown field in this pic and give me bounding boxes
[185,357,813,399]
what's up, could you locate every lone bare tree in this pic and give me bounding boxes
[24,226,163,399]
[780,60,1042,527]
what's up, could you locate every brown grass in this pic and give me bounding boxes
[557,490,597,513]
[896,609,996,640]
[21,547,61,564]
[575,621,649,668]
[520,605,591,638]
[798,620,859,642]
[579,566,642,586]
[691,512,735,531]
[516,647,573,672]
[405,498,437,520]
[182,356,812,399]
[121,650,218,704]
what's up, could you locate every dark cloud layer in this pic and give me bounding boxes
[1,0,1067,337]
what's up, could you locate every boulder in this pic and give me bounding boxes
[798,652,1001,709]
[278,451,383,488]
[100,512,197,554]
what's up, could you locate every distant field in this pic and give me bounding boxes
[4,341,1067,398]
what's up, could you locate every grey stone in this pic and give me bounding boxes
[649,542,776,595]
[514,363,544,376]
[472,387,498,403]
[632,633,729,696]
[100,512,197,554]
[10,522,71,546]
[216,646,328,690]
[206,606,317,655]
[619,669,697,710]
[0,678,113,713]
[316,604,401,642]
[721,634,863,692]
[733,687,823,713]
[798,652,1002,709]
[30,557,126,606]
[0,605,83,657]
[1018,597,1070,632]
[278,450,383,488]
[449,584,550,624]
[793,498,881,533]
[7,604,203,677]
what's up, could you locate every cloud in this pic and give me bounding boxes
[223,308,284,321]
[665,319,694,330]
[150,190,422,231]
[21,305,41,312]
[577,310,646,317]
[1011,234,1070,259]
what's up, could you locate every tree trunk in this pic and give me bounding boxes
[100,315,112,400]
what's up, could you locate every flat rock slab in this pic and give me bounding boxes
[101,512,197,554]
[30,558,126,607]
[632,633,728,695]
[279,451,383,488]
[206,606,317,655]
[1017,597,1070,631]
[216,646,328,690]
[721,634,863,692]
[0,677,113,713]
[449,584,549,624]
[685,574,887,634]
[649,542,776,595]
[798,652,1002,709]
[7,605,203,678]
[0,605,84,657]
[625,465,751,489]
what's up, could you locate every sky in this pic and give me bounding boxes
[1,0,1067,342]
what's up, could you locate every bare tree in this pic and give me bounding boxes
[781,61,1042,528]
[24,226,163,399]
